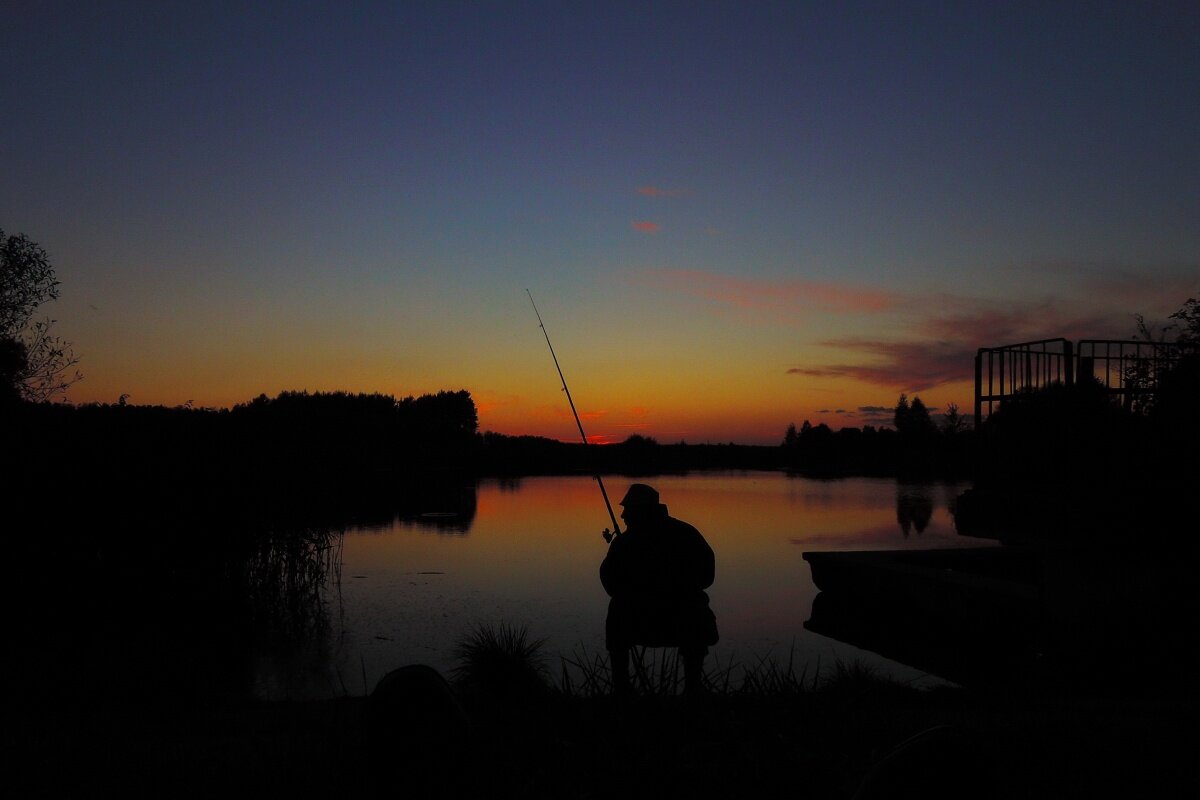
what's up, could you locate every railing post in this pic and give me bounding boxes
[1064,340,1075,386]
[974,352,983,430]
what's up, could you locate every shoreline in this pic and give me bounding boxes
[19,655,1193,798]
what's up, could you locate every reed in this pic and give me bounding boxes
[736,649,820,695]
[457,623,917,703]
[556,642,907,700]
[558,646,610,696]
[243,525,343,637]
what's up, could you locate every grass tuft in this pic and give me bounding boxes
[737,649,819,695]
[451,623,549,699]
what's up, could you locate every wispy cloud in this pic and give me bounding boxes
[640,265,1193,394]
[914,295,1126,344]
[642,268,897,316]
[787,292,1157,391]
[636,186,686,198]
[852,405,898,426]
[786,367,848,378]
[632,221,660,233]
[791,338,971,392]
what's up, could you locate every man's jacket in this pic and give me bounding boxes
[600,505,719,649]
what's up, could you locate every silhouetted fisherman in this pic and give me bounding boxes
[600,483,718,695]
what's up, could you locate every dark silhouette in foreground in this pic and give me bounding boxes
[600,483,718,695]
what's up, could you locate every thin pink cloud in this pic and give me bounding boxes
[786,367,847,378]
[632,221,661,233]
[636,186,686,197]
[642,268,897,315]
[793,339,973,392]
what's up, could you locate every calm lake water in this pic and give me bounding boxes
[258,472,983,699]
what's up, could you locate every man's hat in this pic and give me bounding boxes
[620,483,659,507]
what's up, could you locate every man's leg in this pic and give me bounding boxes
[609,647,631,695]
[681,646,707,695]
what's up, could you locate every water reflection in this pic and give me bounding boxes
[352,482,480,534]
[896,484,934,536]
[404,483,478,533]
[243,525,345,698]
[325,473,977,700]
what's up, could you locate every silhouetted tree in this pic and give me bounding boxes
[1145,297,1200,476]
[1133,296,1199,347]
[622,433,658,446]
[893,394,910,429]
[782,422,799,449]
[892,394,939,474]
[0,229,80,401]
[1171,297,1199,344]
[941,402,967,435]
[894,394,936,437]
[910,397,935,433]
[1122,296,1200,418]
[0,336,25,406]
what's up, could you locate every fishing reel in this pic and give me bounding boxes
[602,528,615,543]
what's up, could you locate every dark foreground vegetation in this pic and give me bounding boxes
[16,620,1194,799]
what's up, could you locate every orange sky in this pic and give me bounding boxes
[6,5,1197,444]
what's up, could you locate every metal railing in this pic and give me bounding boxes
[973,338,1190,425]
[974,339,1073,423]
[1076,340,1187,409]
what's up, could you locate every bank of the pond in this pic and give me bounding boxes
[17,669,1193,799]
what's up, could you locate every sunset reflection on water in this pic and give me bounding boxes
[315,472,982,700]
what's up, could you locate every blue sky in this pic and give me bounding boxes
[3,2,1197,442]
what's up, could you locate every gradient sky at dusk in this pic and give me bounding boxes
[3,2,1197,443]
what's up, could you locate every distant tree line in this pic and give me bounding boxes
[476,431,783,475]
[780,395,974,477]
[8,389,482,526]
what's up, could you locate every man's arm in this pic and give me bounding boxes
[669,518,715,591]
[600,536,631,597]
[695,535,715,590]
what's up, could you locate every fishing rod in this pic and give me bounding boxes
[526,289,622,543]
